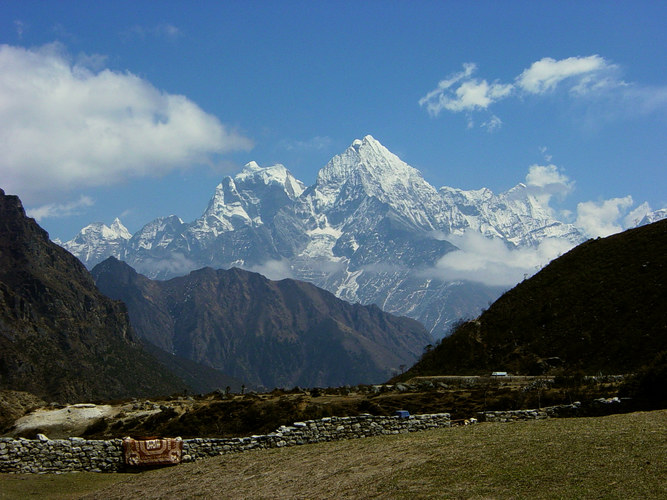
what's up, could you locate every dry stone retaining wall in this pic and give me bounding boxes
[0,436,123,473]
[477,397,627,422]
[0,413,451,474]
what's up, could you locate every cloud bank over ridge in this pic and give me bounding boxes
[422,164,657,287]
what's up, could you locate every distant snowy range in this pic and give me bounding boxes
[59,136,666,339]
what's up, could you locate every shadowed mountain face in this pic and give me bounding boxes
[0,189,186,403]
[92,257,433,389]
[401,219,667,378]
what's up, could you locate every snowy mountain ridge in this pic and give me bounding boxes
[638,208,667,226]
[62,217,132,265]
[60,135,659,339]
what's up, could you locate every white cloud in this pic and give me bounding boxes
[419,63,512,116]
[538,146,553,162]
[516,55,614,94]
[524,164,574,209]
[423,159,655,287]
[575,196,634,237]
[447,79,513,112]
[245,259,294,281]
[481,115,502,132]
[525,164,571,189]
[419,55,662,127]
[425,231,575,287]
[623,201,652,228]
[74,52,108,71]
[0,43,253,205]
[139,253,198,277]
[27,195,94,221]
[418,62,477,112]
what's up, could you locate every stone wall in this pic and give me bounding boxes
[0,413,451,474]
[0,436,124,473]
[477,408,549,422]
[477,397,627,422]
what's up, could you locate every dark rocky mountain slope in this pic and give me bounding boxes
[0,189,186,402]
[92,257,433,389]
[400,219,667,378]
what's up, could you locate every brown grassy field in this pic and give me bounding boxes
[1,409,665,499]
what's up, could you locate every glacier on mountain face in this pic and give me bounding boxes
[61,135,589,340]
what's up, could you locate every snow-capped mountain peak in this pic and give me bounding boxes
[198,178,252,233]
[109,217,132,240]
[242,160,262,172]
[130,215,185,249]
[61,218,132,265]
[312,136,441,230]
[196,161,308,238]
[317,135,420,188]
[75,219,131,242]
[236,161,306,199]
[61,134,598,339]
[638,208,667,226]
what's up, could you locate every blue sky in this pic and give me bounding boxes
[1,0,665,241]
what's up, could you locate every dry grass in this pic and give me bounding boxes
[1,410,665,499]
[0,473,122,499]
